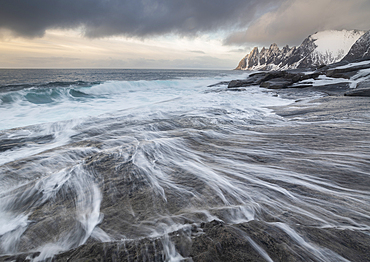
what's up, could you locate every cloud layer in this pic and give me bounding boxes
[0,0,281,38]
[225,0,370,46]
[1,0,369,47]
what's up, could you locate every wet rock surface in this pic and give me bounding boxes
[344,88,370,96]
[4,218,370,261]
[1,95,370,262]
[0,134,54,152]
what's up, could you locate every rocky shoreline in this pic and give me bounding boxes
[4,217,370,262]
[1,61,370,262]
[228,60,370,96]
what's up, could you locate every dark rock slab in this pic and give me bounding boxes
[228,71,322,89]
[0,135,54,152]
[301,72,321,80]
[356,80,370,89]
[312,82,351,95]
[326,62,370,79]
[344,88,370,97]
[18,219,366,262]
[257,71,322,89]
[260,78,293,89]
[301,226,370,262]
[207,81,230,87]
[228,79,255,88]
[1,221,267,262]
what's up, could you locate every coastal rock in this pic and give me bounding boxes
[228,71,322,90]
[228,79,256,88]
[344,88,370,97]
[228,59,370,94]
[6,219,370,262]
[0,134,54,152]
[260,78,294,89]
[356,80,370,89]
[207,81,230,87]
[326,61,370,79]
[312,82,351,96]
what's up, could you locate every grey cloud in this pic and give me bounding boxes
[189,50,206,54]
[225,0,370,46]
[124,56,234,69]
[228,47,253,53]
[0,0,283,38]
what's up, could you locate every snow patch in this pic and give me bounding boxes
[311,30,365,64]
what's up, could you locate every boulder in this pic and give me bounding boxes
[228,79,255,88]
[260,78,293,89]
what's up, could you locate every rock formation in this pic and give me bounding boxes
[236,30,365,70]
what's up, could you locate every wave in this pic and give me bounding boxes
[0,79,213,106]
[1,76,263,130]
[0,81,99,105]
[0,87,93,106]
[0,81,100,93]
[0,70,290,136]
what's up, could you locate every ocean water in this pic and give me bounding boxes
[0,69,252,130]
[1,69,370,261]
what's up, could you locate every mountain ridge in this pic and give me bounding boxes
[235,29,365,70]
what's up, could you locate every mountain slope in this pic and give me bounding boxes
[236,30,365,70]
[341,30,370,62]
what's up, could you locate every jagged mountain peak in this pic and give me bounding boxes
[270,43,279,48]
[250,47,259,54]
[236,29,366,70]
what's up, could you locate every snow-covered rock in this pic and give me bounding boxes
[341,30,370,62]
[235,30,365,70]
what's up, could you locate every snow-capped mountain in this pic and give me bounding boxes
[235,30,365,70]
[342,30,370,62]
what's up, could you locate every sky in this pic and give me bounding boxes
[0,0,369,69]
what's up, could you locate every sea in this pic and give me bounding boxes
[0,69,369,261]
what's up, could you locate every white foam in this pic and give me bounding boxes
[0,212,28,236]
[0,73,291,132]
[0,211,29,253]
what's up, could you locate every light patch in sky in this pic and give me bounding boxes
[225,0,370,46]
[0,29,245,69]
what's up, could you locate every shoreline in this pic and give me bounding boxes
[1,66,370,262]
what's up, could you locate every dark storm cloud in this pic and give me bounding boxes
[0,0,283,38]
